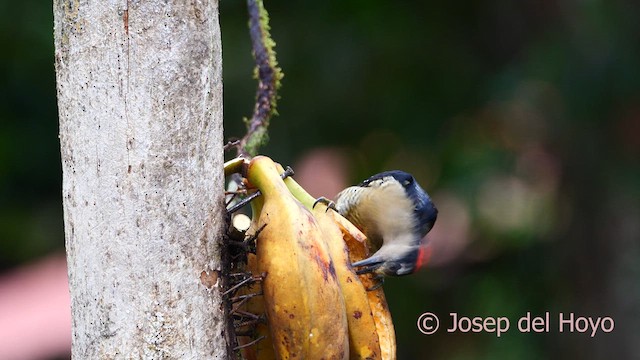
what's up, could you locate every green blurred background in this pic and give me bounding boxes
[2,0,639,359]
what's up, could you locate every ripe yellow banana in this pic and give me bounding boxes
[246,155,349,359]
[279,169,396,360]
[276,166,381,359]
[337,218,396,360]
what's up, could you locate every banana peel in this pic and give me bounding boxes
[339,225,396,360]
[310,207,385,360]
[279,165,396,360]
[225,156,396,360]
[245,156,349,359]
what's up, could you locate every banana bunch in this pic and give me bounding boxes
[226,155,396,360]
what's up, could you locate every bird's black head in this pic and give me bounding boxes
[352,248,421,276]
[359,170,413,188]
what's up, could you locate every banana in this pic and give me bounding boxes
[224,157,246,177]
[280,170,396,360]
[277,167,381,359]
[337,217,396,360]
[246,155,349,359]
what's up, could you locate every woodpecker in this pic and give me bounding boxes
[333,170,437,277]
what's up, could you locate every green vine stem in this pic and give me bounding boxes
[236,0,283,158]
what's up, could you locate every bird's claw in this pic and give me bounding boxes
[354,270,384,291]
[366,276,384,291]
[313,196,337,212]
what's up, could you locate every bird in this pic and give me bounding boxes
[329,170,438,278]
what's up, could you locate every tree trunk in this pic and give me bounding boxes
[54,0,227,358]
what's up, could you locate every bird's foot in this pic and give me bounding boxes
[312,196,337,212]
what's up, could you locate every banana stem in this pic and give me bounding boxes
[227,165,294,214]
[273,165,316,209]
[224,157,248,177]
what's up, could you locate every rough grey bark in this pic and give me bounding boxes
[54,0,227,358]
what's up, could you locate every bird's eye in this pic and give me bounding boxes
[403,178,412,187]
